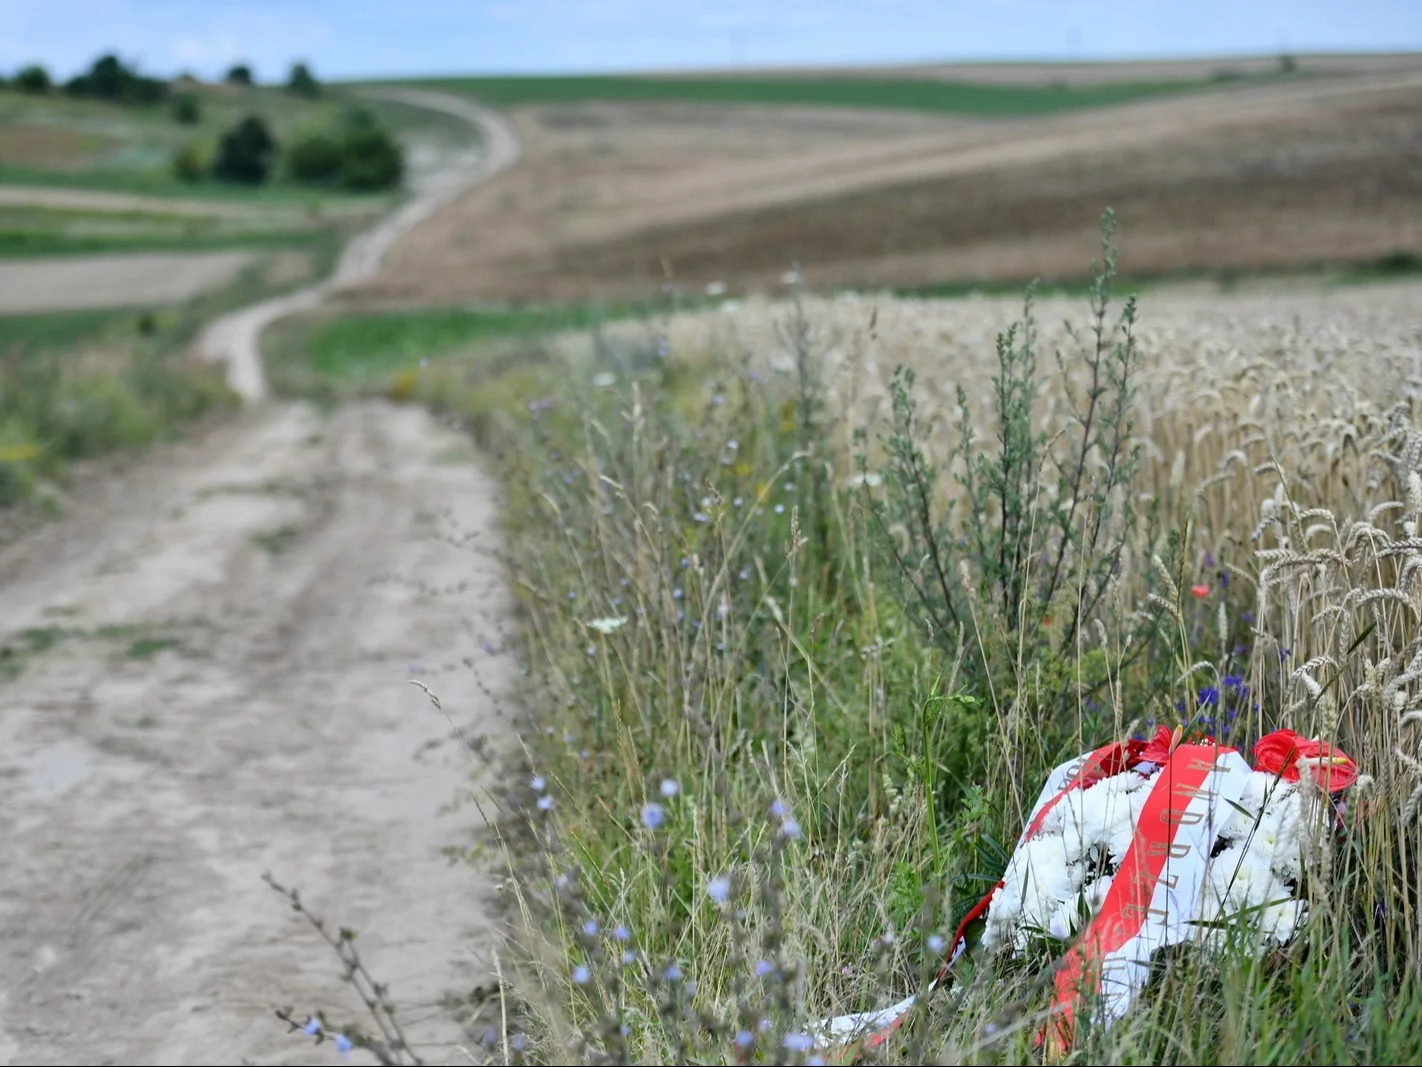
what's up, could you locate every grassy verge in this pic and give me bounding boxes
[0,229,355,508]
[399,71,1287,116]
[280,221,1422,1064]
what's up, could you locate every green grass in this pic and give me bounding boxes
[267,301,663,384]
[401,71,1278,116]
[0,309,128,351]
[0,226,334,258]
[0,162,390,203]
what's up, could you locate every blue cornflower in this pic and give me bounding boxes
[622,949,637,964]
[614,924,631,942]
[303,1018,321,1036]
[641,803,665,830]
[530,775,546,791]
[770,798,788,818]
[781,818,802,840]
[755,959,774,977]
[573,964,591,984]
[665,963,683,981]
[783,1033,814,1053]
[537,795,553,811]
[735,1031,755,1048]
[1223,674,1244,690]
[660,779,680,798]
[583,919,600,936]
[928,934,947,954]
[334,1034,352,1055]
[707,875,731,904]
[1198,687,1220,706]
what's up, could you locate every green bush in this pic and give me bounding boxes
[15,64,50,94]
[171,93,201,124]
[286,61,320,98]
[337,125,403,190]
[225,63,254,87]
[211,114,275,185]
[285,133,344,184]
[171,142,206,183]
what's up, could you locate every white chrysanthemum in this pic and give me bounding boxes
[1257,899,1308,944]
[988,835,1083,941]
[1054,776,1146,864]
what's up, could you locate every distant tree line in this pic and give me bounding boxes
[1,52,403,192]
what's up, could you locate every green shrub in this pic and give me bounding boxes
[14,64,50,94]
[171,142,206,183]
[285,132,344,184]
[225,63,254,87]
[171,93,201,124]
[337,125,403,190]
[211,114,275,185]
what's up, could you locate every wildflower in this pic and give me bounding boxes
[1198,686,1220,707]
[672,588,683,600]
[770,798,788,817]
[1191,584,1210,598]
[927,934,946,955]
[782,1032,814,1053]
[583,919,600,936]
[660,778,680,798]
[303,1018,321,1036]
[614,924,630,941]
[530,775,546,792]
[573,964,591,984]
[586,616,627,634]
[755,959,774,977]
[334,1034,352,1055]
[511,1034,527,1052]
[774,503,785,514]
[781,818,802,840]
[707,875,731,904]
[693,512,709,523]
[641,803,665,830]
[735,1030,755,1049]
[665,963,683,981]
[537,795,553,811]
[622,949,637,964]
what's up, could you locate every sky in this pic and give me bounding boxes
[1,0,1419,81]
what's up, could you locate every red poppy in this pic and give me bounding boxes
[1191,584,1211,598]
[1252,729,1358,792]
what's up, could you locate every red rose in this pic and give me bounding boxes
[1252,729,1358,792]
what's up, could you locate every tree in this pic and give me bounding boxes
[212,114,275,184]
[225,63,254,87]
[172,93,201,124]
[65,54,169,105]
[286,61,320,98]
[15,64,51,94]
[286,132,344,184]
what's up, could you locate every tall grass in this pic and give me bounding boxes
[299,215,1422,1062]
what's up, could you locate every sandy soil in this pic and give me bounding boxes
[0,400,516,1067]
[0,251,259,313]
[0,90,524,1067]
[356,67,1422,305]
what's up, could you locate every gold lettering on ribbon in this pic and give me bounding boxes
[1147,840,1192,859]
[1159,805,1204,827]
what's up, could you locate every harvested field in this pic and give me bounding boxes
[354,65,1422,306]
[0,251,257,313]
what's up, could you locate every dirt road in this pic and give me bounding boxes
[197,90,520,402]
[0,400,515,1067]
[0,92,524,1066]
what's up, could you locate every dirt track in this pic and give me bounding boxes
[0,401,514,1066]
[0,92,521,1067]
